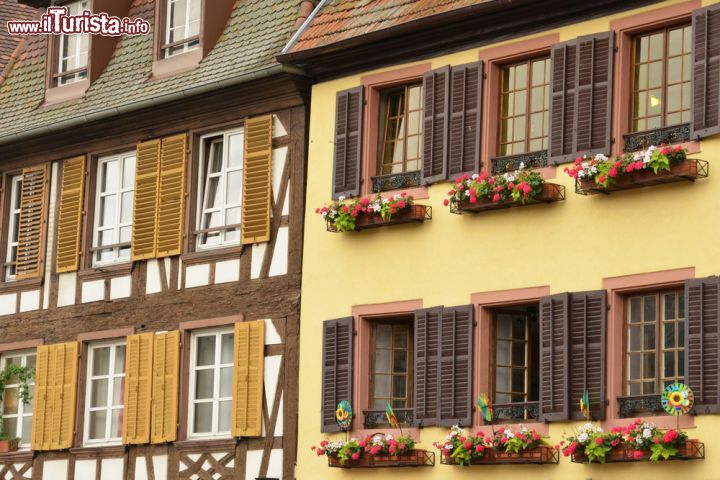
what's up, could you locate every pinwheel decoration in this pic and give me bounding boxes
[477,393,493,423]
[335,400,353,431]
[661,383,694,416]
[580,390,590,420]
[385,402,399,429]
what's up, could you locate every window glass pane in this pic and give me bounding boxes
[678,320,685,346]
[208,140,223,173]
[664,293,676,320]
[3,387,18,415]
[408,85,422,110]
[220,334,234,364]
[26,385,34,409]
[218,400,232,431]
[496,367,510,392]
[120,192,134,224]
[393,327,408,348]
[193,402,212,433]
[112,378,124,406]
[668,27,683,56]
[643,296,656,322]
[219,367,233,398]
[664,351,675,377]
[89,411,106,440]
[644,353,655,379]
[101,161,118,193]
[629,355,641,379]
[227,133,244,168]
[92,347,111,376]
[21,417,31,444]
[110,409,122,438]
[224,205,241,225]
[99,196,116,228]
[376,324,392,348]
[643,324,656,350]
[2,418,17,440]
[374,375,390,398]
[664,322,675,349]
[122,157,136,190]
[114,345,125,374]
[678,351,685,377]
[171,0,187,29]
[189,0,201,23]
[203,177,221,212]
[375,350,391,374]
[226,171,243,205]
[496,339,511,364]
[195,370,214,400]
[511,369,525,393]
[196,336,216,366]
[392,375,406,399]
[649,33,664,60]
[91,379,109,408]
[393,350,407,373]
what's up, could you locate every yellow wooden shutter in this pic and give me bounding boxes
[122,333,154,444]
[16,164,49,279]
[241,115,273,244]
[231,320,265,437]
[132,139,161,261]
[151,330,180,443]
[156,135,187,258]
[31,342,78,451]
[55,156,86,273]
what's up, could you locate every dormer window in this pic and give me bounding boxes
[55,0,89,86]
[164,0,201,58]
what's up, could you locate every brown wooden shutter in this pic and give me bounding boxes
[321,317,353,432]
[448,62,483,177]
[156,134,187,257]
[56,156,86,273]
[232,320,265,437]
[151,330,180,443]
[539,293,570,421]
[414,306,441,426]
[333,87,363,199]
[422,66,450,183]
[437,305,474,426]
[123,332,154,444]
[574,32,614,158]
[16,165,48,280]
[241,115,273,244]
[132,139,161,261]
[685,276,720,413]
[548,41,577,164]
[692,5,720,138]
[568,290,607,420]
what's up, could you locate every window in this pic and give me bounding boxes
[0,351,35,448]
[499,57,550,156]
[4,175,22,281]
[370,320,412,410]
[631,24,692,132]
[84,340,126,445]
[188,328,234,437]
[55,0,90,86]
[164,0,201,58]
[492,306,539,405]
[196,128,244,249]
[626,291,685,395]
[92,152,136,266]
[378,84,423,176]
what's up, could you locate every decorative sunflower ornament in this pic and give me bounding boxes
[336,400,352,430]
[661,382,694,416]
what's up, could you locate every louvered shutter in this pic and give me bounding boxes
[132,139,161,261]
[232,320,265,437]
[152,330,180,443]
[422,66,450,183]
[122,333,154,444]
[241,115,273,244]
[332,87,363,199]
[549,41,577,163]
[692,5,720,138]
[414,307,441,426]
[156,135,187,257]
[539,293,570,421]
[685,276,720,413]
[31,342,78,451]
[321,317,353,433]
[437,305,474,426]
[573,32,614,158]
[56,156,86,273]
[448,62,483,177]
[16,165,48,280]
[568,290,607,420]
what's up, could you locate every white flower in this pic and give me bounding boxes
[594,153,609,162]
[338,195,346,202]
[321,211,327,218]
[504,428,513,437]
[465,190,470,198]
[590,166,598,173]
[393,194,400,201]
[583,423,593,431]
[506,175,515,182]
[642,428,652,439]
[578,170,586,178]
[578,433,589,443]
[382,198,390,205]
[472,173,479,180]
[444,444,453,450]
[372,204,381,213]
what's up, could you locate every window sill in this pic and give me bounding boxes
[78,261,133,280]
[182,245,244,265]
[0,449,33,462]
[70,444,126,458]
[0,277,43,293]
[174,437,236,451]
[151,48,203,80]
[43,79,90,106]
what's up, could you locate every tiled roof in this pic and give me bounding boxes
[287,0,490,53]
[0,0,38,76]
[0,0,299,140]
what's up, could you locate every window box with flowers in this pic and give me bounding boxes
[444,169,565,215]
[317,194,431,233]
[560,420,704,464]
[312,433,434,468]
[436,426,558,466]
[565,146,708,195]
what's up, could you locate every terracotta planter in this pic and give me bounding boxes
[572,445,627,464]
[0,439,19,453]
[441,446,558,465]
[326,204,431,232]
[577,159,707,195]
[572,440,705,463]
[327,449,435,468]
[451,183,565,214]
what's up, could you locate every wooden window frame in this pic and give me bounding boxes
[3,174,23,282]
[160,0,201,59]
[368,318,414,414]
[0,349,37,449]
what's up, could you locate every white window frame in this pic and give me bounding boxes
[4,175,22,281]
[0,350,36,449]
[164,0,201,58]
[196,128,244,251]
[92,151,136,267]
[83,339,125,446]
[57,0,90,86]
[187,327,234,438]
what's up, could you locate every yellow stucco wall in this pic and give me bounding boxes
[298,1,720,478]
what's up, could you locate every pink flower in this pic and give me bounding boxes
[469,196,477,204]
[598,174,606,184]
[478,172,488,181]
[634,450,644,460]
[611,439,620,447]
[475,445,485,453]
[575,157,583,165]
[662,432,674,443]
[443,199,450,207]
[523,184,532,195]
[507,182,515,190]
[351,452,360,460]
[464,441,473,450]
[389,445,396,454]
[662,147,670,155]
[608,167,618,178]
[626,163,635,173]
[359,440,366,447]
[316,449,324,456]
[532,432,540,441]
[341,205,349,213]
[397,201,406,209]
[676,145,682,152]
[455,176,463,184]
[653,437,660,444]
[399,443,406,450]
[595,437,603,445]
[401,192,407,197]
[448,189,456,196]
[320,441,328,447]
[458,184,465,191]
[492,193,501,202]
[488,177,495,185]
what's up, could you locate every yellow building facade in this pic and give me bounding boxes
[289,0,720,478]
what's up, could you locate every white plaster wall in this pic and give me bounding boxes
[185,264,210,288]
[74,460,95,480]
[251,243,266,280]
[19,290,39,313]
[264,319,281,345]
[282,185,290,216]
[42,162,59,311]
[269,226,288,277]
[0,293,16,316]
[272,147,288,204]
[100,458,123,480]
[57,272,76,307]
[146,259,162,295]
[110,275,131,299]
[82,279,105,303]
[244,450,263,480]
[214,259,240,284]
[266,449,283,479]
[272,114,288,137]
[43,460,68,480]
[262,355,282,437]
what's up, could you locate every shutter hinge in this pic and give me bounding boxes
[613,46,618,53]
[482,72,487,80]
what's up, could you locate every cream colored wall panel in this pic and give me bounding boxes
[57,272,76,307]
[19,290,39,313]
[272,146,288,205]
[272,114,287,137]
[264,319,281,345]
[268,226,288,277]
[81,279,104,303]
[244,450,262,480]
[73,460,95,480]
[100,458,123,480]
[43,460,68,480]
[43,162,59,311]
[250,243,266,280]
[185,264,209,288]
[0,293,16,316]
[214,259,240,284]
[110,275,131,299]
[146,259,162,295]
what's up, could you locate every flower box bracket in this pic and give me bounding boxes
[570,439,704,464]
[450,183,565,215]
[326,204,431,232]
[575,159,708,195]
[440,445,559,466]
[328,449,435,468]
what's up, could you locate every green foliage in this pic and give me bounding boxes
[336,439,363,464]
[316,193,414,232]
[649,442,679,461]
[584,436,613,463]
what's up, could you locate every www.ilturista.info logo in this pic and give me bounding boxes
[6,7,150,36]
